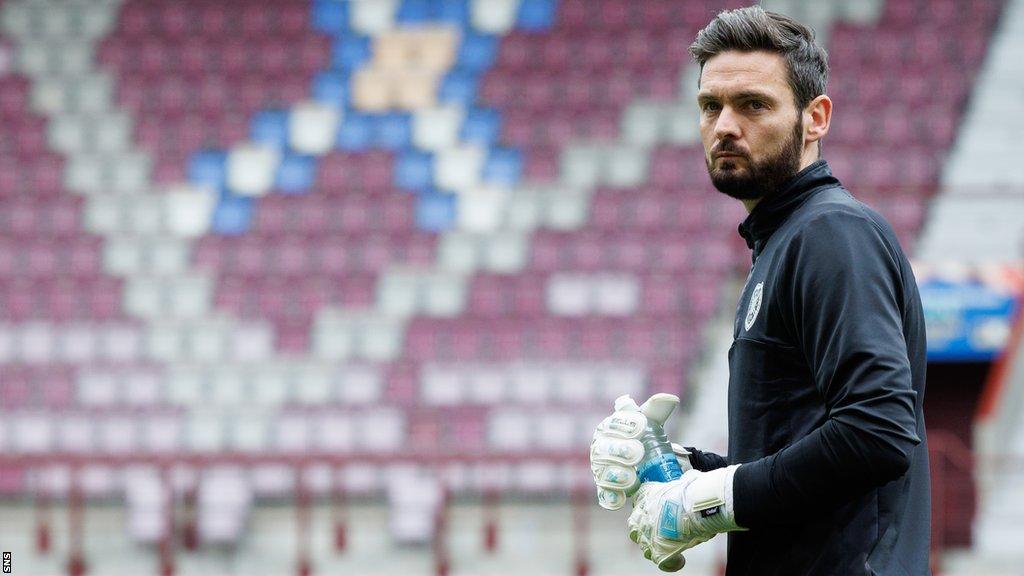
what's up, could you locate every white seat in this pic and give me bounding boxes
[622,101,668,146]
[170,275,212,319]
[503,190,542,231]
[350,0,398,34]
[82,195,122,234]
[339,365,383,404]
[186,321,228,362]
[600,364,646,402]
[482,232,527,273]
[103,236,144,275]
[48,114,89,153]
[377,270,420,317]
[188,410,227,453]
[294,364,333,404]
[149,238,190,275]
[209,367,247,406]
[358,316,404,361]
[165,367,205,406]
[435,145,485,191]
[543,189,590,230]
[547,274,591,316]
[99,324,143,363]
[437,231,482,272]
[98,416,138,453]
[274,415,312,452]
[19,322,56,364]
[413,105,465,150]
[78,371,119,406]
[142,415,183,453]
[144,322,185,362]
[231,411,270,453]
[229,322,273,361]
[58,323,98,362]
[457,185,507,231]
[594,274,639,316]
[560,145,604,188]
[665,102,701,145]
[227,144,280,196]
[12,413,54,453]
[197,468,251,544]
[122,196,164,236]
[603,146,649,188]
[471,0,521,33]
[126,471,168,543]
[107,153,152,194]
[551,365,597,404]
[313,319,355,361]
[251,364,290,406]
[94,112,132,153]
[122,371,162,406]
[422,272,466,317]
[509,364,551,403]
[362,409,406,452]
[536,411,576,450]
[57,415,95,452]
[164,185,215,238]
[466,365,506,404]
[315,413,354,452]
[290,101,341,155]
[488,410,530,450]
[421,363,464,405]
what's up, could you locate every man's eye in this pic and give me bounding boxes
[702,102,721,112]
[748,101,766,110]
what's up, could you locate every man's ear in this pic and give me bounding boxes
[804,94,832,145]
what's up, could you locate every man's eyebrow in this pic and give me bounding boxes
[697,90,776,103]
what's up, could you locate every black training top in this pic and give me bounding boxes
[691,160,931,575]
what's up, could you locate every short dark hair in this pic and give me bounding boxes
[689,6,829,110]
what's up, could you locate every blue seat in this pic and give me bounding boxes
[276,154,316,194]
[439,69,479,106]
[374,113,412,150]
[312,0,349,35]
[483,148,523,185]
[461,108,501,146]
[188,150,228,190]
[336,112,374,152]
[311,71,351,107]
[416,191,457,232]
[437,0,470,25]
[212,195,253,235]
[332,35,372,71]
[517,0,558,31]
[397,0,432,22]
[458,33,497,72]
[250,110,290,149]
[395,150,434,191]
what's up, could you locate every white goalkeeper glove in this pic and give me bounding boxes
[590,393,691,511]
[627,466,745,572]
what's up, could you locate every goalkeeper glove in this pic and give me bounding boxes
[627,466,745,572]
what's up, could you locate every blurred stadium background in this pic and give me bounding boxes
[0,0,1021,574]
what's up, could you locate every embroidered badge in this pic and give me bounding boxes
[744,282,763,331]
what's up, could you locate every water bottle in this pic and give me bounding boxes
[616,394,684,483]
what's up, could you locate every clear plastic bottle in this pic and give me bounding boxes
[616,394,683,483]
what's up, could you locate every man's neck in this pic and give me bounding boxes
[741,149,820,214]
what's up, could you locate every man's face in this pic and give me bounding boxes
[697,50,806,201]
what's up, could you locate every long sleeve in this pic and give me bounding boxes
[731,210,921,529]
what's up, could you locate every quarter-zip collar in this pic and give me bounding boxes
[737,159,840,261]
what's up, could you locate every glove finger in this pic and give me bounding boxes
[670,443,688,457]
[592,463,638,491]
[595,411,647,440]
[596,487,626,511]
[590,436,644,467]
[658,552,686,572]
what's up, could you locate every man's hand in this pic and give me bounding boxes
[627,466,744,572]
[590,394,686,511]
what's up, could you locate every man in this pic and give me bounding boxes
[590,7,930,575]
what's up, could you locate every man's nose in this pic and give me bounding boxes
[714,106,742,141]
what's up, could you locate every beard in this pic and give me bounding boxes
[705,117,804,201]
